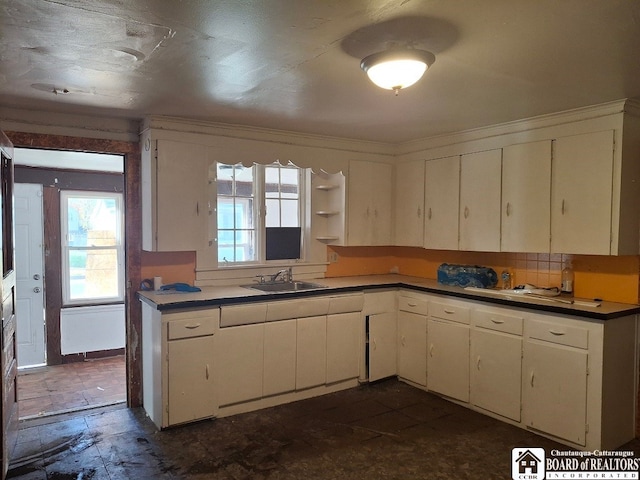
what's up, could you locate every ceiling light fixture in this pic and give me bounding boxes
[360,49,435,95]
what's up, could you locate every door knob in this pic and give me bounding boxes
[33,287,41,293]
[33,274,40,280]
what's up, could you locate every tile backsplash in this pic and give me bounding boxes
[326,246,639,304]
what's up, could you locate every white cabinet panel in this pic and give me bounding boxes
[217,323,264,406]
[470,329,522,421]
[551,130,614,254]
[501,140,552,252]
[395,160,425,246]
[397,311,427,386]
[263,320,297,397]
[326,312,360,383]
[424,156,460,250]
[427,318,470,402]
[296,315,327,389]
[459,149,502,252]
[368,312,397,381]
[523,340,588,446]
[167,336,215,425]
[347,160,393,246]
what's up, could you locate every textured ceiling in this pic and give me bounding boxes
[1,0,640,143]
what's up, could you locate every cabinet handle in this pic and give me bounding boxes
[407,302,417,307]
[530,371,535,387]
[374,208,378,218]
[185,323,202,329]
[366,207,370,217]
[205,364,210,380]
[464,206,469,219]
[506,202,512,216]
[429,344,434,357]
[401,335,406,347]
[549,329,565,336]
[417,206,422,218]
[490,318,505,324]
[476,356,481,370]
[561,199,566,215]
[373,338,377,350]
[443,309,455,315]
[428,207,432,220]
[196,202,199,215]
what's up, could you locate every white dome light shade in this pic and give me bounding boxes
[360,49,435,93]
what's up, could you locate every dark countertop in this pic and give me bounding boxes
[137,274,640,320]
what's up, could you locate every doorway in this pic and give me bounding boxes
[13,148,127,418]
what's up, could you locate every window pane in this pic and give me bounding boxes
[280,200,300,227]
[68,248,120,300]
[265,198,280,227]
[67,197,118,246]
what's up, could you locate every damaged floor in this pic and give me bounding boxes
[7,379,640,479]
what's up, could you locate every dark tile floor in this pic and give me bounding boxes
[18,357,126,419]
[7,379,640,479]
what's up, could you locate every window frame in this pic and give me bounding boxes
[216,161,307,266]
[60,190,125,306]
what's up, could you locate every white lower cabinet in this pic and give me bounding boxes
[217,323,264,407]
[263,320,297,397]
[141,304,217,429]
[427,301,470,402]
[470,307,524,422]
[396,295,428,386]
[326,312,360,383]
[296,315,327,389]
[368,312,397,381]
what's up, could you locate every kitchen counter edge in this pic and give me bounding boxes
[136,275,640,321]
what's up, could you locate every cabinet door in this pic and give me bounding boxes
[501,141,552,253]
[424,156,460,250]
[427,319,470,401]
[263,320,297,397]
[522,340,588,445]
[216,324,264,406]
[296,315,327,389]
[459,149,502,252]
[167,336,215,425]
[395,160,425,246]
[156,139,210,251]
[551,130,614,254]
[397,311,427,386]
[470,329,522,421]
[369,312,397,381]
[326,312,360,383]
[347,161,392,246]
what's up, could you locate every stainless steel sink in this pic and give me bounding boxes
[242,281,327,292]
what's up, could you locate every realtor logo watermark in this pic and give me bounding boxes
[512,448,640,480]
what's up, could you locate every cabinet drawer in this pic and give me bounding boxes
[220,303,267,327]
[266,297,329,321]
[429,301,470,324]
[398,296,428,315]
[527,319,589,349]
[474,309,523,336]
[167,312,217,340]
[328,294,364,314]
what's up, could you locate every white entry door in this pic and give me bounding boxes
[15,183,46,368]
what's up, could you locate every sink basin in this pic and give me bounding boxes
[242,281,327,292]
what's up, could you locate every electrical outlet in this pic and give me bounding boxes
[328,251,339,263]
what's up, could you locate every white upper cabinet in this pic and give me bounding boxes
[459,149,502,252]
[347,160,393,246]
[501,140,552,252]
[142,138,213,252]
[394,160,425,247]
[424,156,460,250]
[551,130,614,255]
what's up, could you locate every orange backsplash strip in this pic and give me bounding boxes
[326,246,640,305]
[140,251,197,287]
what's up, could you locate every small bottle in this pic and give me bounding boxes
[501,270,512,290]
[561,264,574,294]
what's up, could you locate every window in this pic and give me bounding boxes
[216,162,305,265]
[61,191,124,305]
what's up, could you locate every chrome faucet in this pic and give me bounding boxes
[270,267,292,283]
